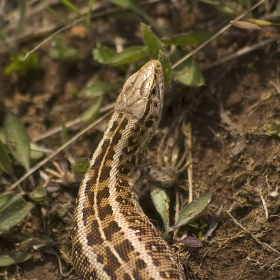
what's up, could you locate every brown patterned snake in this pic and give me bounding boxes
[72,60,185,279]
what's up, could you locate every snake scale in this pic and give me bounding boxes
[72,60,185,279]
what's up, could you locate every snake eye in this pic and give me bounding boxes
[151,87,157,95]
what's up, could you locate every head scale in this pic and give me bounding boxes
[115,60,164,129]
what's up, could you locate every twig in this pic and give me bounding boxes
[202,36,280,71]
[32,103,114,142]
[269,80,280,94]
[171,0,266,70]
[227,210,280,255]
[184,124,193,203]
[257,177,269,220]
[23,5,121,60]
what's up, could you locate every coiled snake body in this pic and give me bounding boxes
[72,60,185,279]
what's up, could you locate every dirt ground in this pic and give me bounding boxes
[1,1,280,280]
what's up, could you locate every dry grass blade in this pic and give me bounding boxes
[9,110,112,191]
[171,0,267,70]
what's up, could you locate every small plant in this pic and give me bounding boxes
[188,221,209,239]
[266,122,280,137]
[48,35,79,61]
[5,50,42,77]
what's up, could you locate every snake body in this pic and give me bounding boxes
[72,60,185,279]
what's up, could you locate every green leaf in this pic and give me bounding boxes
[30,142,45,161]
[266,122,280,136]
[0,194,34,235]
[0,140,14,177]
[109,46,148,65]
[173,192,212,229]
[81,96,103,122]
[172,49,204,87]
[271,122,278,130]
[248,18,274,27]
[112,11,141,22]
[198,231,203,239]
[49,36,79,61]
[201,222,208,228]
[59,0,84,17]
[0,251,32,267]
[162,31,213,46]
[72,157,89,173]
[215,5,235,14]
[5,51,41,77]
[158,51,172,86]
[82,81,121,98]
[86,0,96,26]
[188,221,199,229]
[92,46,115,63]
[61,123,68,153]
[141,24,172,84]
[4,111,30,171]
[29,186,47,202]
[141,23,165,60]
[107,0,136,9]
[0,128,5,143]
[277,0,280,15]
[150,183,170,237]
[174,57,204,87]
[109,0,162,34]
[15,0,26,36]
[199,0,222,4]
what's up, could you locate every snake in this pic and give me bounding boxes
[72,60,185,280]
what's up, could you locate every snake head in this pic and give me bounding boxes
[115,60,164,129]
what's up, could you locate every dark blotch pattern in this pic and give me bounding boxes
[110,120,119,132]
[135,258,147,269]
[96,254,104,264]
[145,241,166,253]
[114,239,135,262]
[123,145,138,155]
[96,187,110,204]
[133,270,142,280]
[87,220,103,246]
[131,123,141,132]
[103,221,121,241]
[111,130,122,146]
[139,101,150,122]
[115,178,129,193]
[98,204,113,221]
[153,258,161,267]
[90,140,110,171]
[123,273,132,280]
[82,206,94,226]
[86,189,95,205]
[84,139,110,198]
[103,247,121,278]
[119,165,131,175]
[140,128,146,136]
[99,165,112,182]
[115,195,134,208]
[128,136,137,147]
